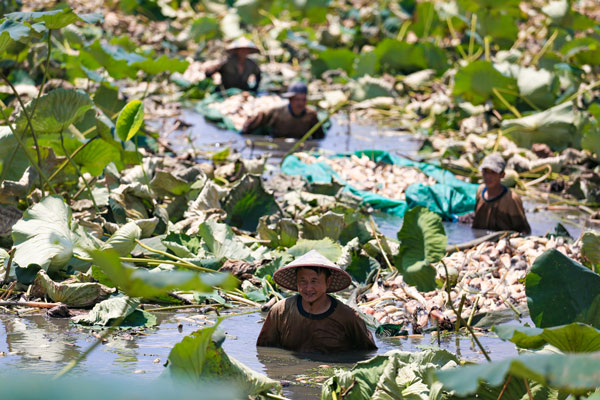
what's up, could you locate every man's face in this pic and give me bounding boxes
[289,93,307,115]
[482,168,504,188]
[297,268,331,304]
[234,48,252,59]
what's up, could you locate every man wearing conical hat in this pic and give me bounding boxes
[241,81,325,139]
[205,37,261,92]
[256,250,377,353]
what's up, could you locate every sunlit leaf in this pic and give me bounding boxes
[453,60,517,107]
[33,269,114,308]
[288,238,342,263]
[102,221,142,256]
[116,100,144,142]
[223,174,279,232]
[494,322,600,353]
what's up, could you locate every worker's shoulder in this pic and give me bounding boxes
[304,106,319,118]
[333,298,363,320]
[272,295,298,312]
[476,184,485,196]
[507,187,524,203]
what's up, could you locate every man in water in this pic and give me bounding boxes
[257,250,377,353]
[464,153,531,234]
[205,37,261,92]
[242,81,325,139]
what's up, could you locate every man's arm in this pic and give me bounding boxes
[204,59,226,78]
[348,312,377,350]
[511,193,531,234]
[256,306,281,347]
[242,108,273,134]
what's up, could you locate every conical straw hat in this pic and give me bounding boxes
[273,250,352,293]
[226,37,259,54]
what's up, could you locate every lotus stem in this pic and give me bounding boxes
[492,88,522,118]
[441,260,491,361]
[2,248,14,286]
[0,72,46,195]
[561,79,600,105]
[396,20,411,41]
[455,294,466,332]
[523,378,533,400]
[0,105,56,194]
[54,301,129,379]
[531,29,558,66]
[224,292,262,308]
[73,253,217,273]
[496,375,512,400]
[445,18,468,60]
[494,87,540,111]
[48,136,99,183]
[484,36,491,61]
[133,239,216,273]
[144,304,232,312]
[368,216,394,270]
[523,164,552,187]
[280,101,348,165]
[468,13,477,59]
[59,130,100,214]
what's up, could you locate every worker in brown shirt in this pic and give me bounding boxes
[205,37,261,92]
[469,153,531,234]
[257,250,377,353]
[242,81,325,139]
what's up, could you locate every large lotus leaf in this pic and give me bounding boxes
[83,40,138,80]
[312,48,356,76]
[581,121,600,157]
[162,232,203,258]
[0,19,30,54]
[502,102,580,151]
[190,16,220,41]
[101,222,142,256]
[132,55,189,76]
[0,375,238,400]
[338,238,380,284]
[150,170,191,197]
[302,211,345,241]
[526,249,600,329]
[116,100,144,142]
[0,248,10,278]
[256,217,298,248]
[12,196,73,274]
[72,137,121,177]
[478,12,518,49]
[33,269,114,308]
[71,295,156,328]
[436,352,600,396]
[220,11,243,40]
[453,60,517,108]
[494,323,600,353]
[165,321,281,396]
[223,174,279,232]
[6,9,78,29]
[196,220,255,262]
[394,206,446,292]
[15,89,93,135]
[582,231,600,266]
[288,238,342,263]
[0,126,30,181]
[321,349,458,400]
[561,37,600,66]
[374,39,447,74]
[88,249,237,299]
[516,67,559,109]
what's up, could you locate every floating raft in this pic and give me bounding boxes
[281,150,478,219]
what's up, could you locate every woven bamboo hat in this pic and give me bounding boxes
[226,37,259,54]
[273,250,352,293]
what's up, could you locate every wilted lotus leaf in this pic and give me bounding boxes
[502,101,580,151]
[150,170,191,197]
[15,88,93,135]
[12,196,74,275]
[72,295,156,328]
[223,174,279,232]
[101,221,142,256]
[581,231,600,267]
[302,211,345,241]
[33,269,115,308]
[196,220,255,262]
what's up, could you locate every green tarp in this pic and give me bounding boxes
[281,150,478,219]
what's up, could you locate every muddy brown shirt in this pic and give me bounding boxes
[205,55,261,91]
[473,185,531,234]
[242,105,324,139]
[256,295,377,353]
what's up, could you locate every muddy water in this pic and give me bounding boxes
[0,310,519,399]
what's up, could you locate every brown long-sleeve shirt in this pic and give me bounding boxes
[205,55,261,91]
[473,185,531,234]
[242,105,324,139]
[256,295,377,353]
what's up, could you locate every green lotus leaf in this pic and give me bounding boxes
[33,269,114,308]
[132,54,189,76]
[516,66,559,109]
[149,170,191,197]
[374,39,448,74]
[6,9,78,30]
[494,322,600,353]
[223,174,279,232]
[11,196,74,274]
[502,102,580,151]
[101,221,142,256]
[302,211,345,241]
[15,88,93,135]
[190,16,220,41]
[0,19,30,54]
[0,126,30,181]
[436,352,600,396]
[312,48,356,77]
[165,321,281,396]
[71,295,155,328]
[561,37,600,66]
[394,206,447,292]
[72,137,121,177]
[453,60,517,108]
[88,249,238,299]
[116,100,144,142]
[288,238,342,263]
[526,249,600,329]
[196,220,255,262]
[582,231,600,266]
[322,349,459,400]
